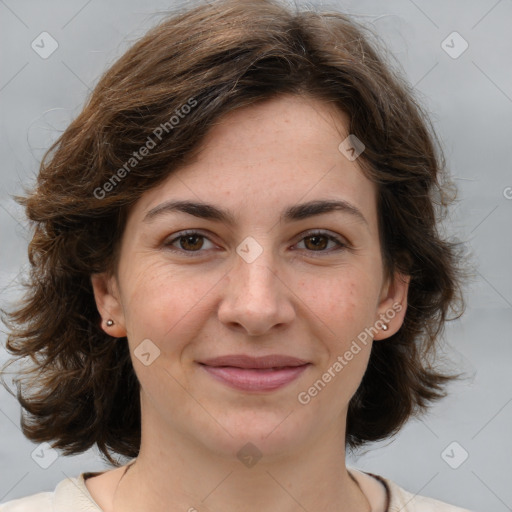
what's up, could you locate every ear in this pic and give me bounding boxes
[373,271,410,341]
[90,272,127,338]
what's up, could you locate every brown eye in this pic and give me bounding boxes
[296,231,346,254]
[165,230,215,255]
[303,234,329,251]
[178,234,205,251]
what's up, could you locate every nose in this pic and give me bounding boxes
[217,247,296,337]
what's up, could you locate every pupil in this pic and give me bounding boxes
[182,235,202,250]
[307,235,327,250]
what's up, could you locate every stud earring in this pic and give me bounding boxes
[381,323,388,331]
[106,319,114,327]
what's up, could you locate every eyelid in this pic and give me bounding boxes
[298,228,348,244]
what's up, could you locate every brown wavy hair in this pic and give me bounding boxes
[1,0,467,466]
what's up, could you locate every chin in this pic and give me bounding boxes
[192,409,315,460]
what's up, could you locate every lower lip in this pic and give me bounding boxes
[200,364,310,392]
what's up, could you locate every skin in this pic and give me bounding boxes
[90,94,410,512]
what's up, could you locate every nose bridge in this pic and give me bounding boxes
[234,240,280,302]
[218,236,295,334]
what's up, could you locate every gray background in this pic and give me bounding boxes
[0,0,511,510]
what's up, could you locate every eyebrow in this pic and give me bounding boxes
[143,199,368,226]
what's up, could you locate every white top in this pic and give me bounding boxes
[0,467,473,511]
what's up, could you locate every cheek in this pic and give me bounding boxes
[305,277,376,400]
[298,272,377,336]
[120,259,215,347]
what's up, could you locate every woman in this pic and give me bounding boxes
[0,0,472,510]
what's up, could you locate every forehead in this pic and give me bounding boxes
[130,94,378,231]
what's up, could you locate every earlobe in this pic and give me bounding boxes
[90,272,127,337]
[374,271,410,340]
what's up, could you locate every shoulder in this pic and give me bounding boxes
[0,474,103,512]
[0,491,53,512]
[380,474,474,511]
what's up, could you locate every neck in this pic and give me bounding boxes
[110,407,370,512]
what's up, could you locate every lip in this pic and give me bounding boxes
[200,365,310,391]
[198,354,311,392]
[200,354,310,369]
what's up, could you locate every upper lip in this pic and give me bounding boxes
[199,355,310,369]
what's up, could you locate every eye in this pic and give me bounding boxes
[164,230,216,255]
[294,230,347,255]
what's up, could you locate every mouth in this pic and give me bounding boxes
[198,354,311,392]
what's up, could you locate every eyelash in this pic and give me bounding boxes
[163,229,348,258]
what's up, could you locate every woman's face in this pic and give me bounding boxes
[92,94,409,458]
